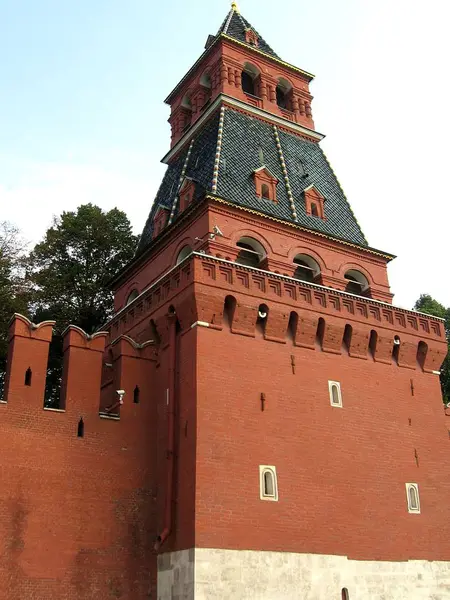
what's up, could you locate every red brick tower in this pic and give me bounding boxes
[0,4,449,600]
[107,4,450,597]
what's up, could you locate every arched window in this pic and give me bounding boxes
[406,483,420,513]
[329,381,343,407]
[293,254,321,284]
[242,71,255,95]
[181,94,193,131]
[133,385,140,404]
[236,237,266,268]
[176,245,193,264]
[199,72,212,106]
[342,588,350,600]
[276,78,292,110]
[223,295,237,330]
[24,367,32,387]
[242,63,260,97]
[369,330,378,359]
[77,418,84,438]
[126,289,139,305]
[344,269,371,297]
[260,466,278,501]
[256,303,269,336]
[417,341,428,370]
[261,184,270,199]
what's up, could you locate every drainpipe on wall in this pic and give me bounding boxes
[154,311,177,552]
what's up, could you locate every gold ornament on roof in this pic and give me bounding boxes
[231,1,239,13]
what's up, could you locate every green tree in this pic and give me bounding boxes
[0,221,29,396]
[414,294,450,404]
[27,204,138,406]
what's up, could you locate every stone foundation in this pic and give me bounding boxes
[157,548,450,599]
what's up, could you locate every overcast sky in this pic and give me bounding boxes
[1,0,449,309]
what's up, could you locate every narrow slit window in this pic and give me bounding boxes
[25,367,32,387]
[259,466,278,501]
[261,184,270,199]
[133,385,140,404]
[406,483,420,513]
[342,589,349,600]
[77,418,84,438]
[329,381,343,408]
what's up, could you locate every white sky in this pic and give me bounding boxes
[1,0,449,309]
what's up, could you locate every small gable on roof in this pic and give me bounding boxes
[253,166,279,202]
[178,177,197,213]
[153,206,170,239]
[304,185,325,220]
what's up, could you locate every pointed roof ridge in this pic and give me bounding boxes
[216,7,280,59]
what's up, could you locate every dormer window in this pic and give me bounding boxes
[253,166,278,202]
[304,185,325,219]
[152,208,169,239]
[245,28,259,47]
[178,177,196,213]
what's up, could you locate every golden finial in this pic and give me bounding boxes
[231,1,239,13]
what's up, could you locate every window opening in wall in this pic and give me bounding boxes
[133,385,140,404]
[329,381,343,407]
[236,238,265,268]
[242,71,255,96]
[261,184,270,199]
[392,336,400,364]
[77,418,84,438]
[276,85,287,108]
[311,203,319,217]
[406,483,420,513]
[417,341,428,370]
[315,317,325,350]
[344,270,371,298]
[127,289,139,305]
[256,303,269,337]
[176,245,193,264]
[223,295,237,330]
[343,324,352,354]
[287,311,298,343]
[293,254,321,284]
[25,367,32,387]
[259,466,278,501]
[342,588,350,600]
[369,329,378,359]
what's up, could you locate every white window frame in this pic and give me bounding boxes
[259,465,278,501]
[328,381,343,408]
[406,483,421,514]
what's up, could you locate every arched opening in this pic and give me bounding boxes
[276,78,292,110]
[126,289,139,305]
[77,418,84,438]
[176,245,193,264]
[24,367,32,387]
[392,335,401,364]
[236,237,266,268]
[287,311,298,343]
[417,341,428,370]
[407,484,420,512]
[181,95,193,130]
[149,319,161,345]
[242,63,260,97]
[331,383,340,406]
[260,466,278,500]
[261,184,270,199]
[199,71,212,106]
[342,588,350,600]
[342,324,352,355]
[133,385,140,404]
[369,329,378,359]
[293,254,321,284]
[311,203,319,217]
[315,317,325,350]
[256,303,269,337]
[223,295,237,330]
[344,269,371,297]
[264,471,274,496]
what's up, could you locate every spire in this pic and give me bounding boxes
[217,6,280,59]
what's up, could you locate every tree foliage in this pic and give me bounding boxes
[0,222,29,396]
[414,294,450,404]
[24,204,138,406]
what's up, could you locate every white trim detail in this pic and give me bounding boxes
[259,465,278,501]
[191,321,210,329]
[329,381,343,408]
[406,483,421,514]
[432,370,441,375]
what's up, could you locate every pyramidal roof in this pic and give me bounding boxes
[215,4,280,59]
